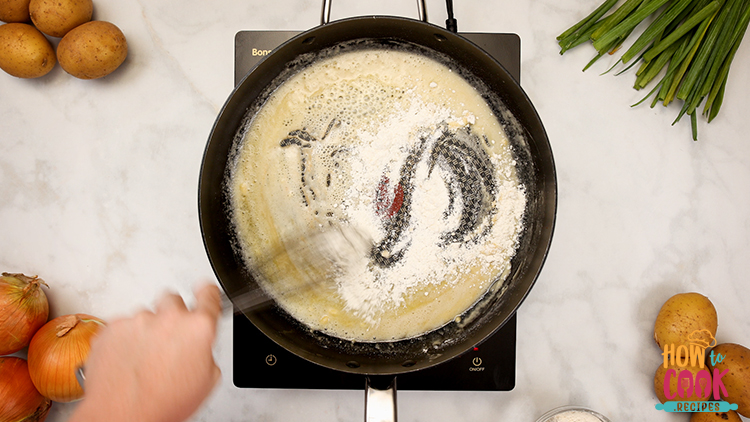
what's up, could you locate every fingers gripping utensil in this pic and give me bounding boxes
[73,224,372,392]
[74,225,372,392]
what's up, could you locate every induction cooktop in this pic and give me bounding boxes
[232,29,521,391]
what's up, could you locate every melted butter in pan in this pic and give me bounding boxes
[229,47,526,342]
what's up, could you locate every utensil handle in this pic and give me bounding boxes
[365,376,397,422]
[320,0,428,25]
[75,366,86,390]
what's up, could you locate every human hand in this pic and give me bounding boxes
[69,283,222,422]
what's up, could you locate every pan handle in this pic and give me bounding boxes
[320,0,428,25]
[365,376,398,422]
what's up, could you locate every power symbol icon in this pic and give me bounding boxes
[472,357,482,367]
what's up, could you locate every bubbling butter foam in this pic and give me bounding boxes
[229,45,526,342]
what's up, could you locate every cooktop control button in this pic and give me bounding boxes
[265,354,277,366]
[469,357,485,372]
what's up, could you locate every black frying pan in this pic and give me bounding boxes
[199,5,556,417]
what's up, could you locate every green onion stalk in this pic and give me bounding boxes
[557,0,750,140]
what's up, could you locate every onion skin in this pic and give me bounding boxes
[27,313,105,403]
[0,356,52,422]
[0,272,49,355]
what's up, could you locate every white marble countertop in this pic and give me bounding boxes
[2,0,750,421]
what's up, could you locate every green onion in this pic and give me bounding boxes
[703,0,750,117]
[560,20,608,54]
[557,0,750,140]
[558,0,619,42]
[707,78,726,122]
[664,16,712,106]
[642,1,720,62]
[676,0,729,101]
[593,0,671,52]
[695,0,744,99]
[634,41,680,89]
[620,0,695,63]
[591,0,646,41]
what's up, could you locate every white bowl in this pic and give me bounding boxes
[535,406,611,422]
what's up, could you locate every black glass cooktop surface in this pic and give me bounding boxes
[232,30,521,391]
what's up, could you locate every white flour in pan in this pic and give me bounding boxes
[229,46,526,341]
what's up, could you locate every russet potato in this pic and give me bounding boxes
[709,343,750,417]
[57,20,127,79]
[28,0,92,37]
[0,0,31,23]
[654,292,718,357]
[0,22,55,78]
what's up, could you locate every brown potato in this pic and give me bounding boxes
[0,0,31,23]
[709,343,750,417]
[654,360,713,403]
[0,22,55,78]
[654,292,718,357]
[57,20,127,79]
[690,410,742,422]
[28,0,92,37]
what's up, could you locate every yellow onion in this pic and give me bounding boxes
[28,313,105,402]
[0,356,52,422]
[0,272,49,355]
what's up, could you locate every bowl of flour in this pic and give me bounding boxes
[535,406,610,422]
